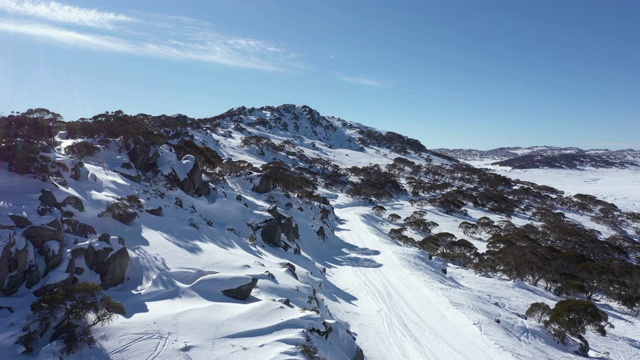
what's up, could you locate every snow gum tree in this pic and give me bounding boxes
[544,299,611,356]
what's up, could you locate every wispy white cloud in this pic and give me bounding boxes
[0,0,134,29]
[0,1,302,71]
[341,75,386,88]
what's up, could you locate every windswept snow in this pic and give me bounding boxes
[329,204,510,360]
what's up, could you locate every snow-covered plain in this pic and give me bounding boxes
[1,107,639,359]
[470,161,640,213]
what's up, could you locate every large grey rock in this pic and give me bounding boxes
[104,202,138,225]
[32,273,73,297]
[42,240,63,276]
[145,206,163,216]
[63,219,97,238]
[70,161,86,181]
[22,226,64,249]
[96,247,129,289]
[353,347,365,360]
[221,277,258,300]
[3,245,30,295]
[127,138,160,172]
[62,195,84,212]
[178,160,211,197]
[0,234,18,291]
[39,189,57,207]
[260,219,282,247]
[281,216,300,242]
[252,173,272,194]
[8,214,32,228]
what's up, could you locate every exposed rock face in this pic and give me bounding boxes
[221,277,258,300]
[179,160,211,197]
[70,161,88,181]
[38,189,57,207]
[8,215,32,228]
[33,274,73,297]
[63,219,97,238]
[104,202,138,225]
[127,137,160,172]
[316,226,327,240]
[62,195,84,212]
[252,173,273,193]
[83,235,130,289]
[0,236,37,296]
[145,206,163,216]
[97,247,129,289]
[22,226,64,249]
[281,216,300,242]
[353,347,365,360]
[260,219,282,247]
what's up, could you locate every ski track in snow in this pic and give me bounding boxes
[330,207,511,360]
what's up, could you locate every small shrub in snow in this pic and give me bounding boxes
[525,302,551,323]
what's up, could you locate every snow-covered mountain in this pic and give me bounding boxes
[435,146,640,169]
[1,106,639,359]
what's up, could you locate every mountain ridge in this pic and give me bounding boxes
[434,146,640,169]
[1,105,639,359]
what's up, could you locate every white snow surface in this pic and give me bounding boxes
[0,108,639,359]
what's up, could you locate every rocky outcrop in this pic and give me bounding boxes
[81,235,129,289]
[127,137,160,172]
[70,161,88,181]
[22,226,64,249]
[103,202,138,225]
[221,277,258,300]
[38,189,57,207]
[179,160,211,197]
[97,247,129,289]
[63,219,97,238]
[145,206,163,216]
[62,195,84,212]
[252,173,272,193]
[8,214,32,228]
[260,219,282,247]
[281,216,300,242]
[0,234,38,296]
[260,205,300,247]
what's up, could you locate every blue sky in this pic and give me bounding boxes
[1,0,638,150]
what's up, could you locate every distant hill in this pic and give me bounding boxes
[434,146,640,169]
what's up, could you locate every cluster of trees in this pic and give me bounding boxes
[472,217,640,314]
[526,300,611,356]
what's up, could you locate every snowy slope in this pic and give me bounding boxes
[1,106,639,360]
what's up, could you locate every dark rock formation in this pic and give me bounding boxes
[221,277,258,300]
[38,189,57,207]
[281,216,300,242]
[22,226,64,249]
[252,173,273,193]
[8,214,32,228]
[96,247,129,289]
[62,195,84,212]
[283,262,298,280]
[260,219,282,247]
[316,226,327,240]
[33,274,74,297]
[177,159,211,197]
[103,202,138,225]
[70,161,87,181]
[114,169,142,183]
[145,206,163,216]
[127,137,160,172]
[63,219,97,238]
